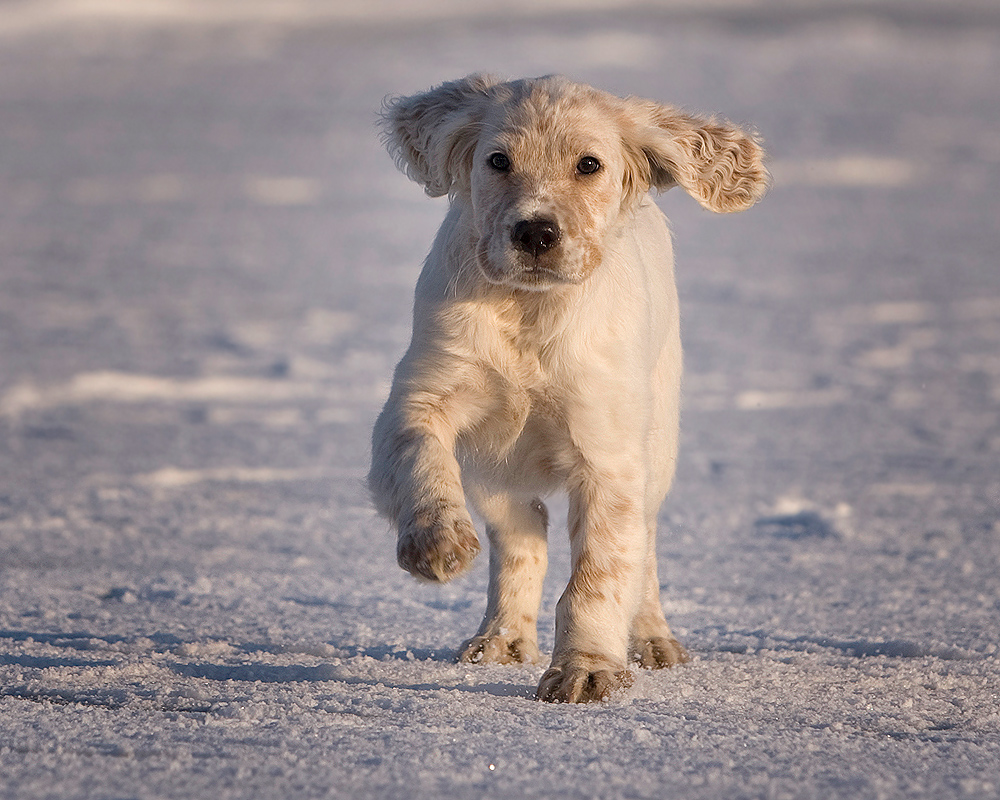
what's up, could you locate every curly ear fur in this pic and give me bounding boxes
[621,100,769,213]
[381,74,505,198]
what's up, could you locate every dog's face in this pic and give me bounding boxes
[468,86,630,289]
[383,75,769,290]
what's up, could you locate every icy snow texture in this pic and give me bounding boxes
[1,1,999,798]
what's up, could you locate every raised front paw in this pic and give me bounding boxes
[458,631,539,665]
[397,504,480,583]
[631,635,689,669]
[535,653,634,703]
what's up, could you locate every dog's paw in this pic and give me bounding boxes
[631,636,689,669]
[535,654,634,703]
[397,505,480,583]
[458,632,539,665]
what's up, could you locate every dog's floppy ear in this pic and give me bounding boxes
[382,74,502,198]
[621,99,769,213]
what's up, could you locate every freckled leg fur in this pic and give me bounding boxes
[535,479,648,703]
[459,493,549,665]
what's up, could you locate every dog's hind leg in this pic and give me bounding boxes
[628,517,688,668]
[458,491,549,665]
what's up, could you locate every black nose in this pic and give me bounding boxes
[512,218,560,257]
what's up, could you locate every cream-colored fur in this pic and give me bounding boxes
[369,75,767,702]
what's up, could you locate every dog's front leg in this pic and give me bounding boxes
[536,474,648,702]
[369,388,481,584]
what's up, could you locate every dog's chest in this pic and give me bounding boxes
[470,301,573,454]
[488,295,564,385]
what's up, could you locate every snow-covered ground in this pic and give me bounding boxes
[1,2,999,798]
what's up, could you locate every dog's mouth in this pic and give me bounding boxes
[477,251,585,290]
[510,270,583,291]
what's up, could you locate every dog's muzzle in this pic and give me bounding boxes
[477,215,583,289]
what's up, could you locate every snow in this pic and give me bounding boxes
[1,1,999,798]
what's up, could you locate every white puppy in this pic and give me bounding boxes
[369,75,767,702]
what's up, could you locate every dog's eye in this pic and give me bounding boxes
[488,152,511,172]
[576,156,601,175]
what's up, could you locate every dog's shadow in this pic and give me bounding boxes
[167,640,538,699]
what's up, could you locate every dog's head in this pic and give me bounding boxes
[383,75,769,290]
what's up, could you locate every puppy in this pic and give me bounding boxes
[369,75,767,702]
